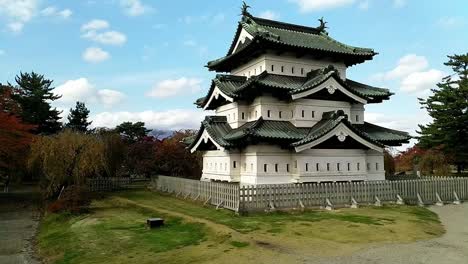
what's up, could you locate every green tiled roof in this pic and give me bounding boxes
[195,68,391,108]
[207,13,376,71]
[224,118,308,141]
[188,112,411,151]
[188,116,234,150]
[291,111,385,148]
[354,122,411,143]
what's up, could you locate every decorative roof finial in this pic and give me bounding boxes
[241,1,251,15]
[317,17,328,33]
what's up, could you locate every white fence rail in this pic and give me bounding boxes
[154,176,468,213]
[155,176,239,211]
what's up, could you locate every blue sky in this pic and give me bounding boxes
[0,0,467,146]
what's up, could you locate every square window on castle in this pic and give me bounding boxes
[337,163,340,171]
[241,112,245,119]
[281,66,284,72]
[305,163,309,172]
[291,67,294,74]
[301,110,305,118]
[312,111,315,118]
[267,110,271,117]
[264,164,268,172]
[286,164,290,172]
[301,68,304,75]
[271,65,274,72]
[275,164,279,172]
[279,111,282,118]
[327,163,330,171]
[347,163,350,171]
[316,163,319,171]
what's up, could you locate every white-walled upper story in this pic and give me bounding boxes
[215,95,365,128]
[230,29,348,79]
[231,52,347,79]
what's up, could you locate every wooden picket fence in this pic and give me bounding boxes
[87,177,131,192]
[154,176,468,213]
[155,176,239,211]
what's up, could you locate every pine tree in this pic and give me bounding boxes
[12,72,62,134]
[115,122,151,143]
[66,101,92,132]
[418,53,468,173]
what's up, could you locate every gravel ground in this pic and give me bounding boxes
[0,186,41,264]
[309,203,468,264]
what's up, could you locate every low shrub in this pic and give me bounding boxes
[47,185,91,214]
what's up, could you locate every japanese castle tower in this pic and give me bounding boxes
[188,4,411,185]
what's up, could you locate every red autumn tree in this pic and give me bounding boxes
[0,85,35,178]
[154,130,202,179]
[394,145,425,173]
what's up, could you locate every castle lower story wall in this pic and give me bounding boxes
[200,145,385,185]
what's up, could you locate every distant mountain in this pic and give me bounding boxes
[150,129,174,139]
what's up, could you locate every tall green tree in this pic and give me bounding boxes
[115,121,151,143]
[66,101,92,132]
[418,53,468,173]
[12,72,62,134]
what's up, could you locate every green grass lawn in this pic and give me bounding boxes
[37,190,445,264]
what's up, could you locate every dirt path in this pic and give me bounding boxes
[308,203,468,264]
[0,186,42,264]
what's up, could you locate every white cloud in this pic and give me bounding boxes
[370,54,444,95]
[0,0,38,32]
[366,110,430,151]
[91,109,205,130]
[81,19,127,46]
[147,77,202,98]
[400,69,444,94]
[40,6,72,18]
[183,40,197,47]
[393,0,406,8]
[97,89,126,107]
[358,0,369,10]
[120,0,151,16]
[82,30,127,46]
[7,22,24,32]
[258,10,280,20]
[82,47,110,63]
[290,0,355,12]
[372,54,429,81]
[81,19,109,31]
[54,78,125,108]
[437,16,465,29]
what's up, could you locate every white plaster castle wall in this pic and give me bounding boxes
[216,95,364,128]
[231,50,347,79]
[201,150,241,182]
[200,146,385,184]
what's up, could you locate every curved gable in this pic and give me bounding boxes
[291,75,368,104]
[294,122,383,153]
